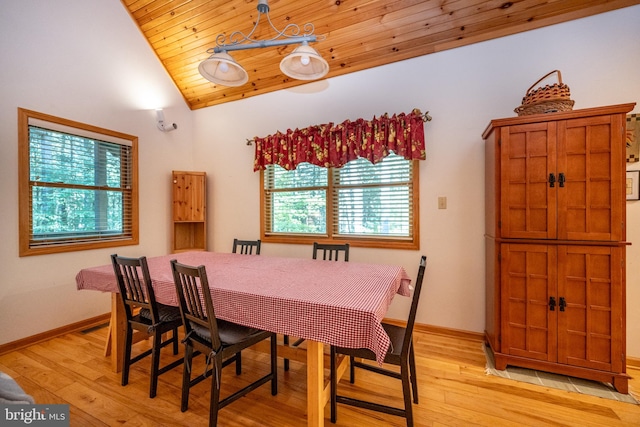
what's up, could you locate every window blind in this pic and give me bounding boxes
[333,154,413,238]
[28,125,134,247]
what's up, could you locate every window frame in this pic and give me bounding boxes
[260,158,420,250]
[18,108,139,256]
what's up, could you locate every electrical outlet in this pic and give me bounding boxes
[438,196,447,209]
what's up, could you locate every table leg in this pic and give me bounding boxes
[307,340,325,427]
[110,293,125,373]
[103,322,112,357]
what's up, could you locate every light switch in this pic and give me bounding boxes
[438,196,447,209]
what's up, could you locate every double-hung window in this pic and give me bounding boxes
[262,153,418,249]
[18,108,139,256]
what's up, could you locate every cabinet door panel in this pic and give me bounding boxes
[501,123,556,239]
[557,246,623,372]
[558,116,623,241]
[501,244,557,361]
[173,172,206,222]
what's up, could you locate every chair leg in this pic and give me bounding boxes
[270,334,278,396]
[172,328,179,355]
[235,352,242,375]
[149,330,162,398]
[409,342,418,404]
[283,335,290,371]
[122,325,133,386]
[400,362,414,427]
[209,356,223,427]
[330,346,337,423]
[349,355,355,383]
[270,334,278,395]
[181,345,194,412]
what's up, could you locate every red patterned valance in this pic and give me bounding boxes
[253,109,429,171]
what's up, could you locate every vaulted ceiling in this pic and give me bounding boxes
[122,0,639,110]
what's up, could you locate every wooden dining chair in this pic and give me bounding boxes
[232,238,261,255]
[230,238,262,371]
[110,254,183,398]
[312,242,349,261]
[170,259,277,426]
[283,242,351,371]
[330,255,427,427]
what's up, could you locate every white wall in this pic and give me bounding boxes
[1,1,639,360]
[0,1,194,343]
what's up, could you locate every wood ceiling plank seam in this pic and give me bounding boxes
[318,1,500,46]
[431,0,640,53]
[144,0,364,51]
[420,0,634,36]
[133,0,218,27]
[335,1,629,61]
[158,29,333,69]
[321,0,616,55]
[144,6,275,52]
[150,9,291,58]
[155,4,445,64]
[312,0,455,35]
[143,5,236,44]
[147,1,333,52]
[129,0,177,21]
[134,0,212,31]
[145,1,450,66]
[123,0,157,15]
[511,0,640,21]
[158,27,317,64]
[331,0,630,43]
[138,1,245,35]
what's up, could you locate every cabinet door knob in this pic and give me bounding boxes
[549,173,556,188]
[558,173,565,188]
[559,297,566,312]
[549,296,556,311]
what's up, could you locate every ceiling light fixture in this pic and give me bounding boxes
[198,0,329,87]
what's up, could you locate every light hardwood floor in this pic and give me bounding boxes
[0,324,638,426]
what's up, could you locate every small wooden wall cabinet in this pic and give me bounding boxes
[172,171,207,253]
[483,103,635,393]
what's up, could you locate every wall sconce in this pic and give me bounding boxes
[156,109,177,132]
[198,0,329,87]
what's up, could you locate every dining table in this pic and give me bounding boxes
[76,251,412,427]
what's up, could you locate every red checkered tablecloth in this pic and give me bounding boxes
[76,251,412,363]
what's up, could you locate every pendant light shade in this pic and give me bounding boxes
[198,52,248,87]
[198,0,328,87]
[280,43,329,81]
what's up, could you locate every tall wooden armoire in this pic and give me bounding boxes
[484,103,635,393]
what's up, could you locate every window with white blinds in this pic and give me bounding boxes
[262,153,418,249]
[18,108,139,256]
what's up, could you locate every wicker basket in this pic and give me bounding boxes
[514,70,575,116]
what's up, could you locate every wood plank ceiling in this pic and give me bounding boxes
[122,0,640,110]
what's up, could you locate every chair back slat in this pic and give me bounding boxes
[233,238,261,255]
[111,254,158,321]
[402,255,427,355]
[171,260,222,350]
[313,242,349,261]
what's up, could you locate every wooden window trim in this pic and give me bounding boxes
[18,108,139,256]
[260,160,419,250]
